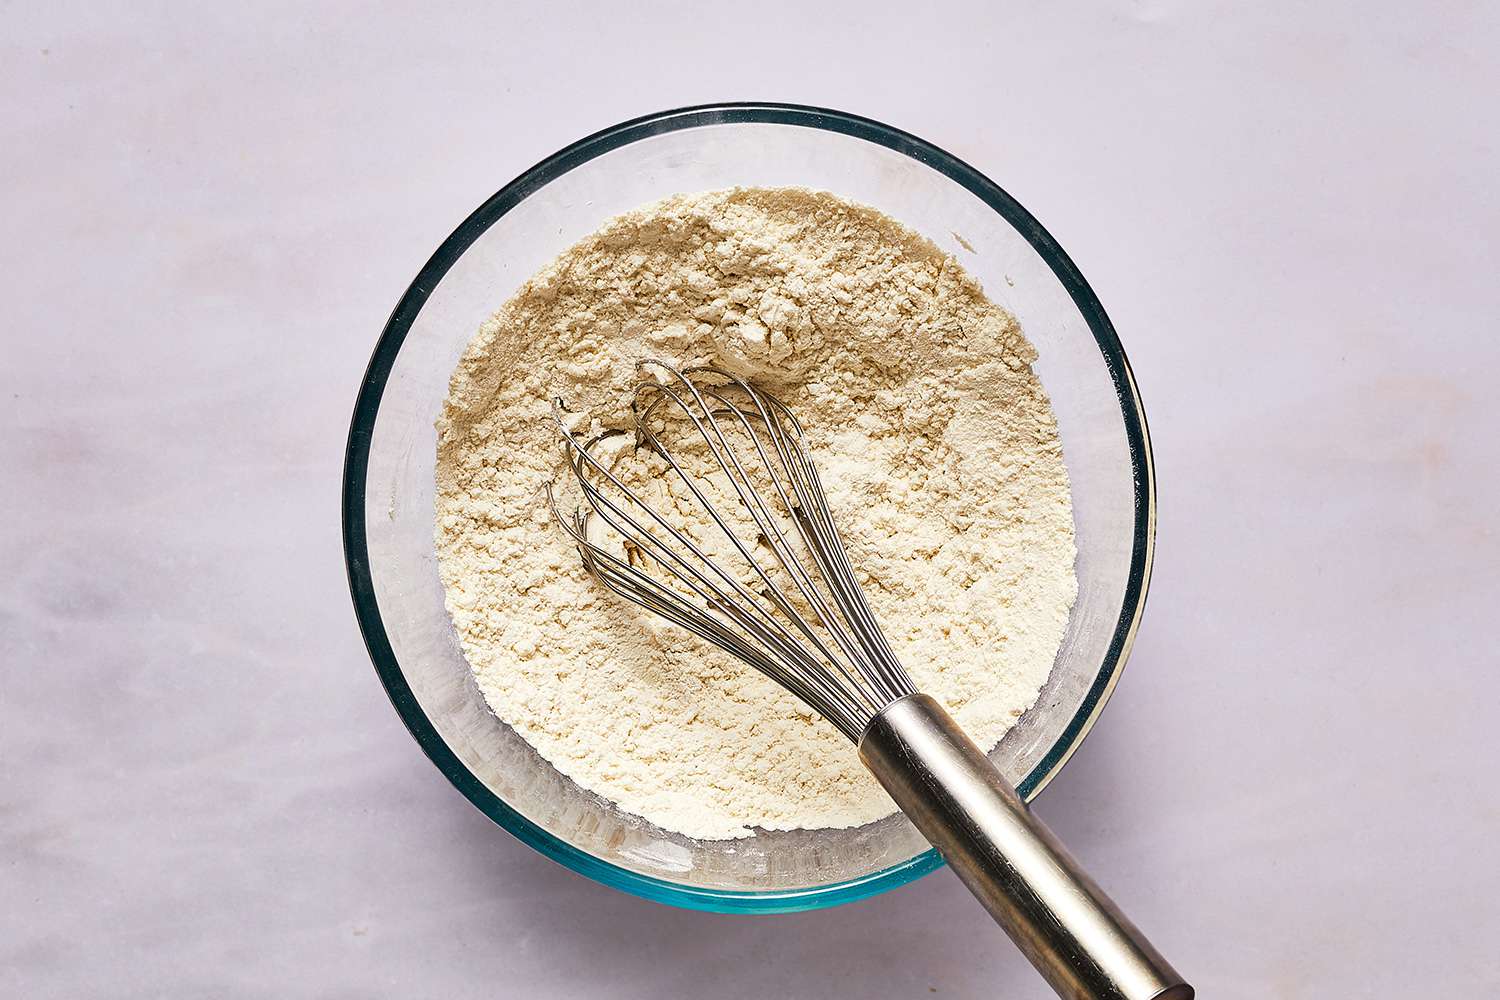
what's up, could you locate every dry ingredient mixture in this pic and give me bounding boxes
[436,188,1076,840]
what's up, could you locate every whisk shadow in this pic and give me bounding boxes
[433,709,1141,1000]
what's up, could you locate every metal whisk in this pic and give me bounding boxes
[550,361,1191,1000]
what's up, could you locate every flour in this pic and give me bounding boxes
[436,187,1076,840]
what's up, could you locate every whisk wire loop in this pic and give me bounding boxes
[549,361,916,740]
[635,379,886,714]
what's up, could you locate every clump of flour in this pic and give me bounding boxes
[436,187,1076,840]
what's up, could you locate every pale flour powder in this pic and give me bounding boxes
[436,187,1076,840]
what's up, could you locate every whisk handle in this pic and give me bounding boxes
[859,693,1192,1000]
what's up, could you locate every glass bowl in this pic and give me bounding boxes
[342,104,1155,913]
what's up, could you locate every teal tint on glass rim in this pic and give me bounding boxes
[342,103,1156,913]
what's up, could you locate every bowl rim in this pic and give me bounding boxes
[341,102,1157,913]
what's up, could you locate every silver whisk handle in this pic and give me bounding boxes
[859,694,1193,1000]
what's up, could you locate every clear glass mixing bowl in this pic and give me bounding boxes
[343,104,1155,913]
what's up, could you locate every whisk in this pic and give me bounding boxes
[549,361,1192,1000]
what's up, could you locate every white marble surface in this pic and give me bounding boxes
[4,3,1497,997]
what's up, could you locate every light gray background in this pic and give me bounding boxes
[4,3,1497,998]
